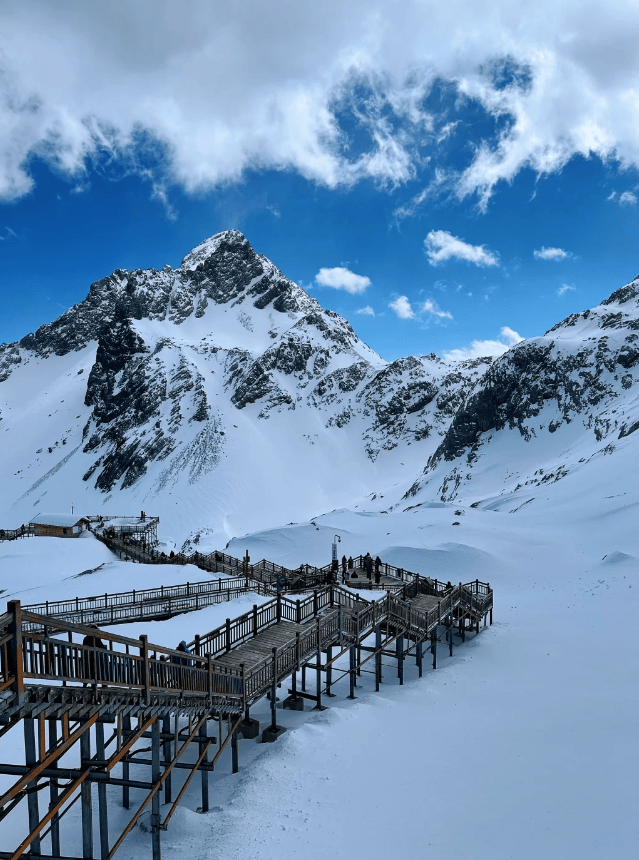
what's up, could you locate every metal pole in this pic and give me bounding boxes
[122,716,131,810]
[348,646,356,699]
[326,645,334,696]
[48,718,61,857]
[163,715,172,804]
[200,719,209,811]
[80,725,93,859]
[95,721,109,860]
[24,718,42,856]
[151,719,161,860]
[270,648,278,730]
[231,723,239,775]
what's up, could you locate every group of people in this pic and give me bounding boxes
[339,552,383,585]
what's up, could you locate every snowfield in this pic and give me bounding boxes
[1,470,637,859]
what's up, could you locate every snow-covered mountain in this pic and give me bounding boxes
[0,230,490,543]
[404,275,639,510]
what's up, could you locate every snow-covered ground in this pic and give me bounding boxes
[1,468,637,858]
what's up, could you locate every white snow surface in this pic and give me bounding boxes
[0,470,637,858]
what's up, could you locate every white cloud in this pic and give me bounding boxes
[443,326,523,361]
[356,305,375,316]
[607,190,637,205]
[315,266,371,294]
[0,226,17,240]
[422,299,453,320]
[425,230,499,267]
[557,283,576,296]
[389,296,415,319]
[1,2,639,207]
[533,246,571,260]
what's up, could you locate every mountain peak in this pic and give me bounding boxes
[180,229,248,270]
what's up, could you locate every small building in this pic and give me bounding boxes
[29,513,90,538]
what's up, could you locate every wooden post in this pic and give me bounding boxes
[397,635,404,685]
[95,721,109,859]
[151,719,161,860]
[225,618,231,652]
[448,619,454,657]
[416,639,423,678]
[296,599,301,624]
[276,593,282,623]
[24,718,42,855]
[431,630,437,670]
[253,604,258,636]
[314,620,325,710]
[375,625,382,691]
[139,635,150,705]
[7,600,24,697]
[80,725,93,859]
[48,718,61,857]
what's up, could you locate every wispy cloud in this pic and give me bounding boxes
[422,299,453,320]
[443,326,523,361]
[315,266,371,294]
[533,246,571,261]
[356,305,375,316]
[0,226,17,241]
[557,283,576,296]
[608,190,637,206]
[389,296,415,319]
[425,230,498,267]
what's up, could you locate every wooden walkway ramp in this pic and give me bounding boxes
[0,564,494,860]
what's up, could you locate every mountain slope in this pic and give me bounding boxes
[403,275,639,509]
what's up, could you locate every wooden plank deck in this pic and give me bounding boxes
[408,594,442,614]
[214,620,308,672]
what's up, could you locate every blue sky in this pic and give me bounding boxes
[1,1,639,362]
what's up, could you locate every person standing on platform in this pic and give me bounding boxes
[341,555,347,580]
[365,553,373,580]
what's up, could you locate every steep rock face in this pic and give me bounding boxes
[406,275,639,502]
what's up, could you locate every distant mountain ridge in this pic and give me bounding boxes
[1,230,638,541]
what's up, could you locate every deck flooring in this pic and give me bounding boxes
[214,620,309,672]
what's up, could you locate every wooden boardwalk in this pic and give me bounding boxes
[0,556,494,860]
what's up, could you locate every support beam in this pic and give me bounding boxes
[24,718,42,856]
[231,722,239,775]
[431,630,437,670]
[397,636,404,686]
[95,722,109,860]
[162,716,172,805]
[375,625,382,692]
[150,720,161,860]
[48,719,61,858]
[416,640,423,678]
[199,720,209,810]
[121,716,131,810]
[348,646,356,699]
[80,726,93,860]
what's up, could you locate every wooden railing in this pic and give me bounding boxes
[22,576,273,629]
[0,525,35,542]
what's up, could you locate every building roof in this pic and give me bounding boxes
[29,513,88,527]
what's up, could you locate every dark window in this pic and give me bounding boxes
[63,528,67,535]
